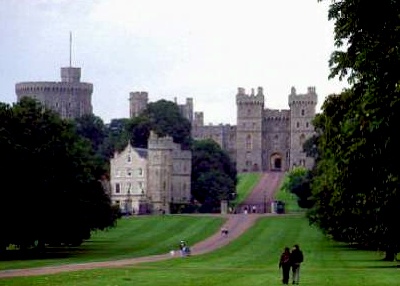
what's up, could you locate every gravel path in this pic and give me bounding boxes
[0,172,284,278]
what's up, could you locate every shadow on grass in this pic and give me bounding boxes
[0,247,90,261]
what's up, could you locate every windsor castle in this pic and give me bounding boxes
[15,64,317,214]
[129,85,317,173]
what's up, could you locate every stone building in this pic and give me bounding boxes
[15,66,93,119]
[110,131,191,214]
[128,85,317,173]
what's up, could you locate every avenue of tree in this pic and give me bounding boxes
[290,0,400,261]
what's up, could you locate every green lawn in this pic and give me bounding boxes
[274,175,304,213]
[0,215,225,271]
[232,173,263,207]
[2,215,398,286]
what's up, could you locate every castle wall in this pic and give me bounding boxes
[263,109,291,171]
[15,67,93,119]
[236,87,264,172]
[289,87,318,169]
[129,91,148,118]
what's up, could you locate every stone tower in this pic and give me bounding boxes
[236,87,264,172]
[147,131,174,214]
[289,86,317,169]
[15,66,93,119]
[129,91,148,118]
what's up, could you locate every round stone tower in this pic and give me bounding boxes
[289,86,318,169]
[235,86,264,172]
[15,67,93,119]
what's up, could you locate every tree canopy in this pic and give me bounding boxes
[191,139,237,213]
[309,0,400,260]
[0,98,117,251]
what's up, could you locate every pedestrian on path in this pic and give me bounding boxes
[278,247,291,285]
[290,244,304,285]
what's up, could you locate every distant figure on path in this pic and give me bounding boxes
[290,244,304,285]
[279,247,291,285]
[221,227,229,237]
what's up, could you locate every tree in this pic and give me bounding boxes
[310,0,400,260]
[280,167,313,209]
[0,98,116,251]
[191,139,237,212]
[73,114,108,176]
[138,100,192,149]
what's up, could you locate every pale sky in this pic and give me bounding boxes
[0,0,347,125]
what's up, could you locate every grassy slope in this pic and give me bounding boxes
[232,173,263,206]
[0,215,225,271]
[2,215,398,286]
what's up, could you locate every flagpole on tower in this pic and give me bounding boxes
[69,31,72,67]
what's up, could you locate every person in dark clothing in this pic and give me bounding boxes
[290,244,304,285]
[279,247,292,285]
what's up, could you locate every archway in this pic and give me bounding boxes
[270,153,283,171]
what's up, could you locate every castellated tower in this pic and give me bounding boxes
[129,91,149,118]
[147,131,174,214]
[193,112,204,128]
[236,87,264,172]
[289,86,317,169]
[15,66,93,119]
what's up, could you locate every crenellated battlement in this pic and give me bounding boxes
[236,86,265,106]
[264,109,290,121]
[129,91,149,100]
[288,86,318,107]
[15,82,93,95]
[147,130,174,150]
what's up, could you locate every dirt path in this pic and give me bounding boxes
[0,172,284,279]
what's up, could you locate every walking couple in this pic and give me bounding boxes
[278,244,304,285]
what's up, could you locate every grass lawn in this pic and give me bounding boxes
[2,215,398,286]
[0,215,225,271]
[232,173,263,207]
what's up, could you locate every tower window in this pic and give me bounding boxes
[306,122,309,128]
[301,109,305,116]
[296,122,300,128]
[115,183,120,193]
[246,134,252,150]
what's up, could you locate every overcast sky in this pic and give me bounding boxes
[0,0,347,124]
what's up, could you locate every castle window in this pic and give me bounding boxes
[296,122,300,128]
[306,122,309,128]
[246,134,252,150]
[115,183,120,193]
[127,155,131,162]
[127,169,132,176]
[301,109,305,116]
[138,168,143,176]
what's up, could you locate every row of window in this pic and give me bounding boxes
[114,182,144,194]
[115,168,144,177]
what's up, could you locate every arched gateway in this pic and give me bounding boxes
[270,153,283,171]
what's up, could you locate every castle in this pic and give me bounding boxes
[129,86,317,172]
[15,66,93,119]
[110,131,192,214]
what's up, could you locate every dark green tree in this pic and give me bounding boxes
[191,139,237,212]
[0,98,116,251]
[310,0,400,260]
